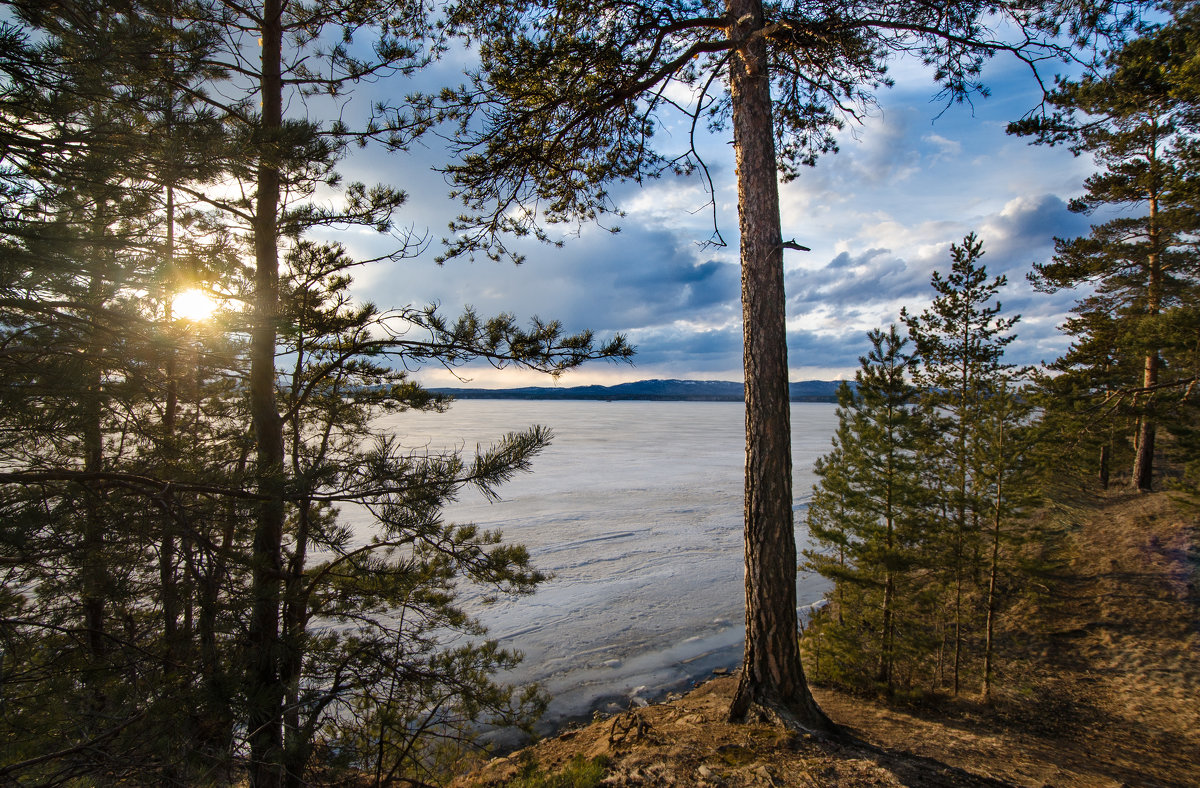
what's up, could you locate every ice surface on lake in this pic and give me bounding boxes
[358,400,837,731]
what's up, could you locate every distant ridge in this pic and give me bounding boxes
[429,378,849,402]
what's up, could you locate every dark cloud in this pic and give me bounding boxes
[619,316,881,376]
[825,251,854,269]
[347,220,741,357]
[618,320,872,376]
[968,194,1096,367]
[825,248,887,270]
[787,328,872,371]
[319,48,1104,385]
[629,324,742,370]
[620,248,739,314]
[786,250,928,312]
[777,192,1095,372]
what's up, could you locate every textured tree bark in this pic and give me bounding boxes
[281,501,312,788]
[1132,347,1159,496]
[247,0,287,783]
[1132,381,1157,491]
[1132,145,1161,493]
[725,0,829,732]
[982,425,1004,703]
[161,182,181,676]
[1098,443,1110,490]
[879,486,895,687]
[82,211,112,668]
[82,279,107,664]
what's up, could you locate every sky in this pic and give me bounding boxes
[324,42,1105,389]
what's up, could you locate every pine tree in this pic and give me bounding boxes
[1010,8,1200,491]
[0,4,252,778]
[974,376,1037,702]
[902,233,1018,696]
[1027,308,1135,494]
[113,4,632,781]
[1,2,632,783]
[804,326,926,693]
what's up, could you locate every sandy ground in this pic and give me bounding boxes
[453,490,1200,787]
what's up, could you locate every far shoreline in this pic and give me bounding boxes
[429,378,849,403]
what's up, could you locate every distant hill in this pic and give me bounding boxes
[429,378,850,402]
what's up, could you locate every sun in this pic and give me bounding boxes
[171,288,219,322]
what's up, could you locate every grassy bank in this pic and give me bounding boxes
[453,490,1200,787]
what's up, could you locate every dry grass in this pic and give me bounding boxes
[453,491,1200,787]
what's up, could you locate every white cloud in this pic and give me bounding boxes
[923,132,963,160]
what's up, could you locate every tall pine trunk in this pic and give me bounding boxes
[82,268,108,666]
[161,181,182,676]
[982,425,1004,703]
[1133,138,1161,492]
[247,0,287,783]
[879,512,895,688]
[1098,443,1110,490]
[879,420,897,690]
[725,0,828,731]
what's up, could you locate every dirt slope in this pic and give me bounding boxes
[454,491,1200,787]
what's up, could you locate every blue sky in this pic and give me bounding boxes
[329,47,1103,388]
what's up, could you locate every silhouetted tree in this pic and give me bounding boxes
[0,3,631,784]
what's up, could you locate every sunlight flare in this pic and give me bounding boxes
[171,288,218,322]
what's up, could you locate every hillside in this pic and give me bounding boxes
[430,379,848,402]
[453,491,1200,787]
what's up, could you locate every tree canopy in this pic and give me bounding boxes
[1011,3,1200,491]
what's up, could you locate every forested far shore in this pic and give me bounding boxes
[429,379,847,402]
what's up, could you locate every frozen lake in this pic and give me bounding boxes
[362,399,838,732]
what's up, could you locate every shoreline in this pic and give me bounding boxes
[484,631,745,751]
[489,600,832,749]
